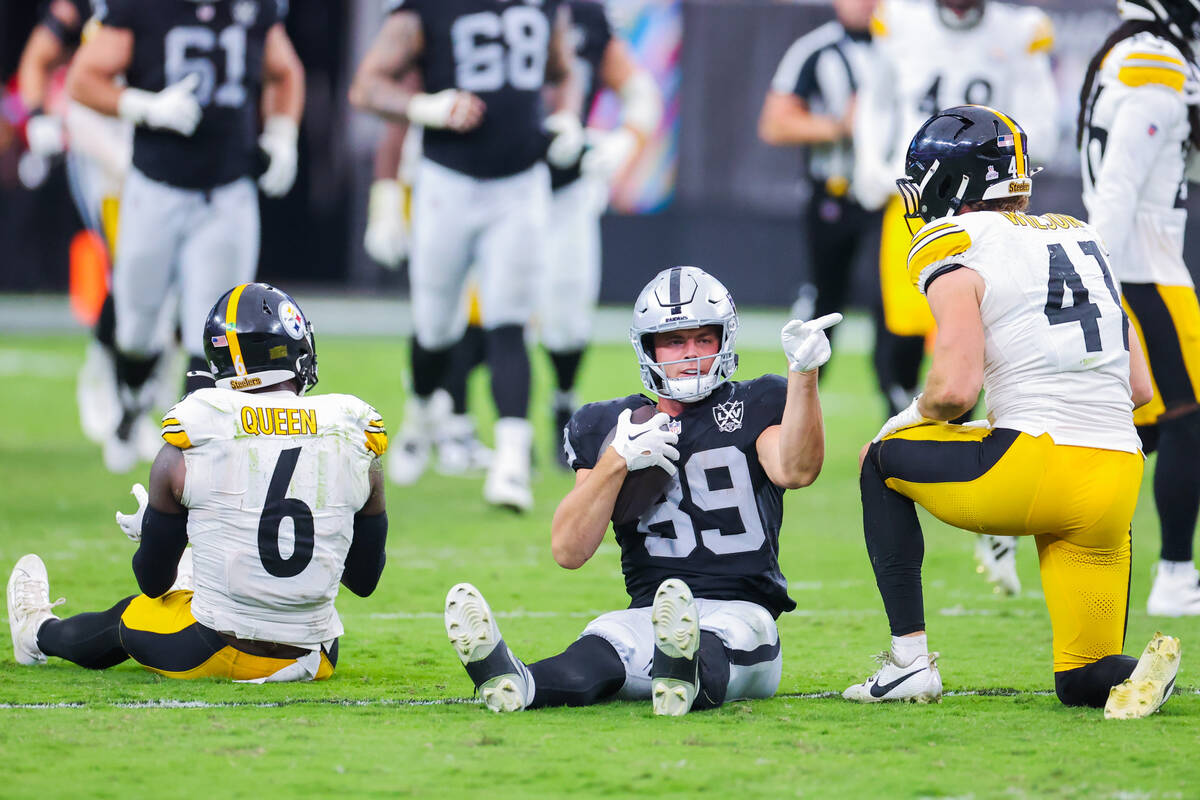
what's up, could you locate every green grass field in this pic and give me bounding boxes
[1,332,1197,799]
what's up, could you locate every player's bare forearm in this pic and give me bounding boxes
[758,92,848,146]
[262,24,305,122]
[761,371,824,489]
[349,12,423,121]
[65,27,133,116]
[17,27,65,110]
[550,451,625,569]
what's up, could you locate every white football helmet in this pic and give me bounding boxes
[630,266,738,402]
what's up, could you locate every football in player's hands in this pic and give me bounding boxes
[601,405,675,525]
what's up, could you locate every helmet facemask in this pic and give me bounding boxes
[936,0,986,29]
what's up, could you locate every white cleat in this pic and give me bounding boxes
[170,548,194,593]
[483,418,533,513]
[1147,563,1200,617]
[651,578,701,716]
[1105,632,1181,720]
[7,555,64,666]
[975,534,1021,596]
[444,582,532,712]
[76,342,120,444]
[386,396,438,486]
[435,414,492,476]
[843,649,943,703]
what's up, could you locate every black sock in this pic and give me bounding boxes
[444,327,487,415]
[526,635,626,708]
[114,351,158,392]
[183,355,214,397]
[94,293,116,349]
[37,596,135,669]
[691,631,731,711]
[486,325,530,419]
[1155,410,1200,562]
[861,442,926,635]
[548,348,584,395]
[410,336,451,399]
[871,313,925,416]
[1054,654,1138,707]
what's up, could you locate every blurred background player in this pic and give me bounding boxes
[853,0,1057,595]
[758,0,878,370]
[541,0,662,466]
[1079,0,1200,616]
[6,283,388,682]
[444,267,836,715]
[847,106,1178,719]
[350,0,579,512]
[364,113,492,481]
[67,0,305,474]
[17,0,133,446]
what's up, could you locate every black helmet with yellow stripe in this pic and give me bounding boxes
[203,283,318,394]
[1120,0,1200,40]
[896,105,1035,231]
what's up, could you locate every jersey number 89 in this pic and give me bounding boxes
[451,7,549,93]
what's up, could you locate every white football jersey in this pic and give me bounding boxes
[161,388,387,649]
[908,210,1140,453]
[1081,31,1196,287]
[854,0,1057,210]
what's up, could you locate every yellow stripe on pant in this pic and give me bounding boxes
[880,423,1143,670]
[119,591,334,681]
[881,196,935,337]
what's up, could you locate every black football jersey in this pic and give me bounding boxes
[97,0,285,189]
[387,0,562,179]
[548,0,611,191]
[564,376,796,618]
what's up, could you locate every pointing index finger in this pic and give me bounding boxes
[810,312,843,331]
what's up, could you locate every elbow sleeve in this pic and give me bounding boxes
[619,70,662,137]
[132,507,188,598]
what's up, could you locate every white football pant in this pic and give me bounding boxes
[538,175,604,353]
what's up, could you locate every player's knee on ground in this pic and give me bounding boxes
[526,635,626,708]
[1054,654,1138,707]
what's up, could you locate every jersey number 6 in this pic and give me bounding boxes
[258,447,315,578]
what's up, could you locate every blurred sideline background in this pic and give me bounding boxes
[3,0,1194,314]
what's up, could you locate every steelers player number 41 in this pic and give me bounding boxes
[1043,240,1129,355]
[257,447,315,578]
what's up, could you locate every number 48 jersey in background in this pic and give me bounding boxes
[907,210,1140,454]
[564,376,797,619]
[386,0,563,178]
[161,387,386,649]
[95,0,287,189]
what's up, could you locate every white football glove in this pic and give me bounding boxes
[609,408,680,476]
[118,74,202,136]
[580,126,638,182]
[364,179,408,268]
[115,483,149,543]
[873,395,931,442]
[544,111,585,169]
[26,114,65,157]
[407,89,483,131]
[781,312,842,373]
[258,115,298,198]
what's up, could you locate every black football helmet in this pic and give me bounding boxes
[203,283,318,393]
[1120,0,1200,40]
[936,0,986,29]
[896,105,1035,233]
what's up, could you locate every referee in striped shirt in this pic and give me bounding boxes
[759,0,878,366]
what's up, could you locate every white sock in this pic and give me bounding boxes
[1158,560,1197,578]
[891,633,928,665]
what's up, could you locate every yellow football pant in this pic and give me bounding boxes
[880,195,934,337]
[120,591,335,681]
[1122,282,1200,427]
[876,423,1143,671]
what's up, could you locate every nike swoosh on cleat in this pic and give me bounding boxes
[869,668,924,698]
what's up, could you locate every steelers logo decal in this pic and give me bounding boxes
[278,301,306,340]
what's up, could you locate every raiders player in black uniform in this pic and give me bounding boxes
[350,0,579,513]
[444,267,841,716]
[542,0,661,467]
[66,0,304,474]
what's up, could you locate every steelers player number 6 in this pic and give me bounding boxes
[258,447,315,578]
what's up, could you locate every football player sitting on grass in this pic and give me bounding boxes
[445,266,838,715]
[7,284,388,682]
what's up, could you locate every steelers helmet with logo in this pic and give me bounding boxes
[203,283,318,393]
